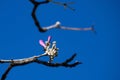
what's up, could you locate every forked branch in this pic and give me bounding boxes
[0,54,81,80]
[30,0,94,33]
[29,0,50,32]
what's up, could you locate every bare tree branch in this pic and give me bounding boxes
[35,53,82,68]
[29,0,94,33]
[1,64,13,80]
[29,0,50,32]
[0,54,80,67]
[0,53,81,80]
[47,21,95,32]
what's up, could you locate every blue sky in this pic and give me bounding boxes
[0,0,120,80]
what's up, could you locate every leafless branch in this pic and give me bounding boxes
[0,53,81,80]
[29,0,95,33]
[35,53,81,68]
[1,64,13,80]
[29,0,50,32]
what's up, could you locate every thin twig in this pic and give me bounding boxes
[35,53,82,68]
[1,64,13,80]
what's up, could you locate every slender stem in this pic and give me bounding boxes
[1,64,13,80]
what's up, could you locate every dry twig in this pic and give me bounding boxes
[0,54,81,80]
[30,0,95,33]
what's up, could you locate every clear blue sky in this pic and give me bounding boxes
[0,0,120,80]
